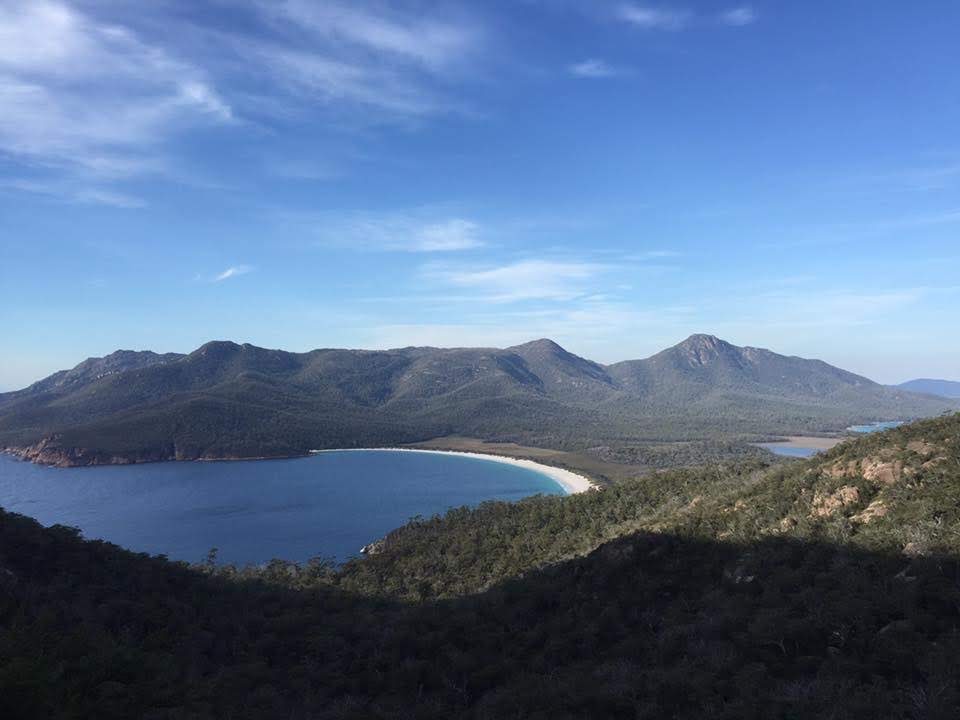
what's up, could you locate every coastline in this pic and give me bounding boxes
[2,443,604,490]
[310,447,598,495]
[758,435,848,451]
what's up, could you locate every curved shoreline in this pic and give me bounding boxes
[310,448,598,495]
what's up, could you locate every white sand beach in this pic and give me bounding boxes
[310,448,597,495]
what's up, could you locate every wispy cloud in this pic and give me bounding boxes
[260,1,479,73]
[0,177,146,207]
[247,46,449,119]
[72,188,146,209]
[414,219,483,251]
[719,6,757,26]
[241,0,482,120]
[625,249,681,261]
[0,0,231,176]
[617,4,691,30]
[760,207,960,250]
[426,259,608,302]
[713,286,960,334]
[843,162,960,194]
[212,265,254,282]
[615,4,759,31]
[568,58,622,79]
[313,213,484,252]
[366,298,696,361]
[0,0,486,203]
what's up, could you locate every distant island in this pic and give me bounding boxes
[896,378,960,399]
[2,334,956,468]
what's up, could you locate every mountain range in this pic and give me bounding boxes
[1,334,956,466]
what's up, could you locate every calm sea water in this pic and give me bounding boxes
[757,444,819,458]
[0,451,563,565]
[759,419,906,457]
[847,421,904,433]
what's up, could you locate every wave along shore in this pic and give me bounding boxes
[310,448,597,495]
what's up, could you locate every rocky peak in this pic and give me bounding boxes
[192,340,243,358]
[508,338,613,386]
[674,334,738,367]
[509,338,566,355]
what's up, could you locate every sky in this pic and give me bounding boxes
[1,0,959,390]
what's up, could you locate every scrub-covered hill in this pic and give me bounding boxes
[335,411,960,599]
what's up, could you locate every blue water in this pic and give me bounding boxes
[0,451,564,565]
[846,421,904,434]
[757,444,819,458]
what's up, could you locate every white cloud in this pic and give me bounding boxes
[719,6,757,26]
[427,259,608,302]
[262,1,478,73]
[0,177,145,207]
[250,47,446,118]
[568,59,620,79]
[240,0,482,121]
[713,287,936,333]
[0,1,483,204]
[626,249,681,261]
[367,323,536,351]
[73,188,146,209]
[212,265,254,282]
[314,213,483,252]
[366,298,697,361]
[414,219,483,251]
[843,162,960,194]
[615,4,758,31]
[0,0,231,176]
[617,4,691,30]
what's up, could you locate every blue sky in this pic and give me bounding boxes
[1,0,959,390]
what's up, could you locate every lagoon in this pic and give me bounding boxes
[0,451,565,565]
[847,421,904,433]
[757,444,819,458]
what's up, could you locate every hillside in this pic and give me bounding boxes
[1,335,955,466]
[1,413,958,718]
[335,411,960,599]
[897,378,960,399]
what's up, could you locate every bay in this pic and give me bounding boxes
[0,451,564,565]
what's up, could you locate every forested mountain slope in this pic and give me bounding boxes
[1,413,958,718]
[1,335,955,466]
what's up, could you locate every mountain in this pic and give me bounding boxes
[607,333,942,424]
[897,378,960,399]
[1,335,956,466]
[611,333,887,402]
[610,333,872,397]
[3,412,959,718]
[6,349,183,398]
